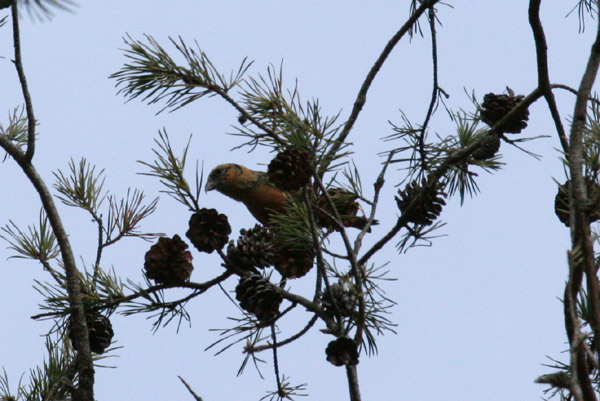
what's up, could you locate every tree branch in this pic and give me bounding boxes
[346,364,361,401]
[246,314,318,353]
[321,0,441,173]
[0,138,94,401]
[417,6,446,172]
[11,2,36,161]
[528,0,569,153]
[6,7,93,400]
[567,1,600,366]
[358,87,544,267]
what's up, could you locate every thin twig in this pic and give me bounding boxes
[528,0,570,153]
[11,2,36,161]
[31,270,234,320]
[358,215,408,266]
[354,150,395,255]
[417,6,445,172]
[551,84,600,107]
[312,175,366,343]
[321,0,441,173]
[304,188,340,331]
[270,325,284,397]
[247,314,319,353]
[359,87,544,266]
[178,376,204,401]
[91,211,104,281]
[209,83,285,147]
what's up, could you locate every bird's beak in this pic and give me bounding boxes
[205,177,217,192]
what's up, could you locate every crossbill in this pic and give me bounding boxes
[205,163,373,230]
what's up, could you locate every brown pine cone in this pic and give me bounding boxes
[186,208,231,253]
[226,224,275,272]
[555,178,600,227]
[273,246,314,279]
[481,92,529,134]
[267,148,312,191]
[325,336,359,366]
[396,179,446,226]
[322,281,358,317]
[235,274,283,323]
[69,313,114,355]
[144,235,193,285]
[471,133,501,161]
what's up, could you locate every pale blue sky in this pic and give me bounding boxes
[0,1,591,400]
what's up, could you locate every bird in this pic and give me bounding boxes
[205,163,288,225]
[205,163,374,230]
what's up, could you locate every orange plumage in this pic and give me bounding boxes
[206,163,374,230]
[205,163,289,225]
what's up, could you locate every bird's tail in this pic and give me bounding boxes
[346,216,379,232]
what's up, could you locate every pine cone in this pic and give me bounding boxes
[322,281,358,317]
[481,92,529,134]
[273,247,314,279]
[186,208,231,253]
[555,178,600,227]
[226,224,275,271]
[235,274,283,323]
[325,336,359,366]
[316,188,360,231]
[555,181,569,226]
[396,179,446,226]
[267,149,312,191]
[144,235,193,285]
[471,133,501,161]
[69,313,114,354]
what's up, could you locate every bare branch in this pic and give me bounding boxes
[321,0,442,173]
[11,2,36,161]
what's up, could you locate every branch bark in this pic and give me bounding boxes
[567,0,600,370]
[321,0,441,173]
[0,139,94,401]
[528,0,569,153]
[346,364,361,401]
[5,6,94,400]
[11,2,36,161]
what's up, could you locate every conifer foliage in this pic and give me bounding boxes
[2,2,600,401]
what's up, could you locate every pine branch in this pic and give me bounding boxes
[0,209,59,263]
[53,158,106,213]
[11,1,35,160]
[138,129,201,211]
[529,0,569,153]
[1,11,94,399]
[565,0,600,380]
[345,365,361,401]
[320,0,442,174]
[0,106,29,151]
[246,315,319,353]
[20,0,76,20]
[179,376,204,401]
[110,35,286,144]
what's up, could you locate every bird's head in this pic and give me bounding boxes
[205,163,258,201]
